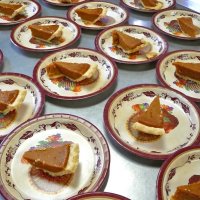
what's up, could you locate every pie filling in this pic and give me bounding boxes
[140,0,163,9]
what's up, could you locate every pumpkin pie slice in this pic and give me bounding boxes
[171,181,200,200]
[177,17,200,37]
[75,7,107,25]
[132,96,165,135]
[173,62,200,82]
[0,2,25,18]
[0,90,27,115]
[28,24,63,43]
[140,0,163,9]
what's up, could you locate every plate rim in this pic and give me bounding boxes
[152,9,200,40]
[0,49,3,66]
[42,0,90,7]
[156,145,200,200]
[156,49,200,102]
[66,0,129,30]
[103,83,200,160]
[95,24,169,64]
[10,16,81,52]
[33,47,118,100]
[0,113,110,200]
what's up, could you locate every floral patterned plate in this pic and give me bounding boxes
[95,25,168,64]
[10,16,81,52]
[0,114,110,200]
[33,48,118,100]
[104,84,200,160]
[152,9,200,40]
[69,192,130,200]
[0,49,3,66]
[0,73,44,140]
[157,146,200,200]
[67,1,129,30]
[42,0,87,7]
[156,50,200,102]
[0,0,41,26]
[120,0,175,13]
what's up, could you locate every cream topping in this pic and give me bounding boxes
[10,4,26,18]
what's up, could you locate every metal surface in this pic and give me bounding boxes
[0,0,200,199]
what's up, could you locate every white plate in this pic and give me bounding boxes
[156,50,200,102]
[153,9,200,40]
[104,84,200,160]
[0,114,110,200]
[67,1,129,30]
[95,25,168,64]
[42,0,87,7]
[0,73,44,140]
[0,0,41,25]
[157,146,200,200]
[10,16,81,52]
[33,48,118,100]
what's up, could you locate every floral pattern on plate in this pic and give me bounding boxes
[157,146,200,200]
[104,84,200,160]
[42,0,87,7]
[33,48,118,100]
[95,25,168,64]
[0,114,110,200]
[156,50,200,102]
[0,0,41,25]
[10,17,81,52]
[153,9,200,40]
[67,1,128,30]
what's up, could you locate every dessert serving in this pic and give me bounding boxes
[139,0,163,10]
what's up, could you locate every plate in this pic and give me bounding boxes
[95,25,168,64]
[0,73,44,140]
[0,49,3,66]
[152,9,200,40]
[69,192,130,200]
[120,0,175,13]
[42,0,87,7]
[0,0,41,26]
[156,50,200,102]
[104,84,200,160]
[0,114,110,200]
[157,146,200,200]
[33,48,118,100]
[67,1,129,30]
[10,16,81,52]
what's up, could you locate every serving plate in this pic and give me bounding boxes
[95,25,168,64]
[104,84,200,160]
[10,16,81,52]
[42,0,87,7]
[33,48,118,100]
[156,50,200,102]
[0,49,3,66]
[0,0,41,26]
[0,73,44,140]
[0,114,110,200]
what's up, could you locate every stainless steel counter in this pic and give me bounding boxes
[0,0,200,199]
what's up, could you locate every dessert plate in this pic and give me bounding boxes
[95,25,168,64]
[0,0,41,26]
[42,0,87,7]
[104,84,200,160]
[67,1,128,30]
[0,114,110,200]
[157,146,200,200]
[156,50,200,102]
[33,48,118,100]
[152,9,200,40]
[0,73,44,140]
[0,49,3,66]
[121,0,175,13]
[10,16,81,52]
[69,192,130,200]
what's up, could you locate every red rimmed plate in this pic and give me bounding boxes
[0,113,110,200]
[33,48,118,100]
[120,0,176,13]
[0,0,41,26]
[104,84,200,160]
[42,0,88,7]
[67,1,129,30]
[152,9,200,40]
[0,73,45,140]
[10,16,81,52]
[69,192,130,200]
[156,50,200,102]
[157,146,200,200]
[95,25,168,64]
[0,49,3,66]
